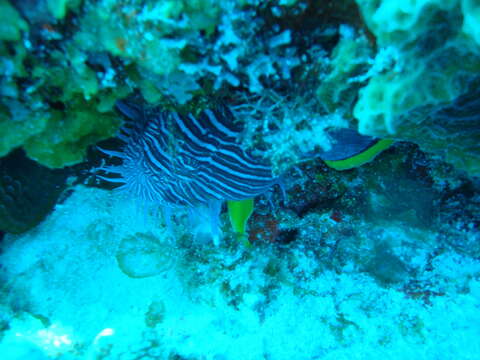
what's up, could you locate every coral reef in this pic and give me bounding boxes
[353,0,480,176]
[1,0,224,168]
[0,1,479,358]
[0,0,366,172]
[1,0,478,177]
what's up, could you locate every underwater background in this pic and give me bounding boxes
[1,0,479,359]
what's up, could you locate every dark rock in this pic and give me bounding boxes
[0,149,68,234]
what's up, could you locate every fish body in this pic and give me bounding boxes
[318,128,393,170]
[99,101,278,244]
[99,100,391,244]
[100,101,278,207]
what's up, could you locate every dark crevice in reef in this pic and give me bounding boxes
[0,149,69,235]
[72,138,126,191]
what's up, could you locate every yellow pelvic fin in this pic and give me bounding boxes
[228,198,254,246]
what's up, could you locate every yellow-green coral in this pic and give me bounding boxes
[356,0,459,46]
[316,26,373,115]
[47,0,82,19]
[354,42,478,136]
[353,0,480,176]
[0,0,28,41]
[23,99,120,168]
[0,102,49,158]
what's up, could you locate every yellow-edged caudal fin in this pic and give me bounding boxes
[324,139,394,171]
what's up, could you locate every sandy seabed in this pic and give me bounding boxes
[0,186,479,360]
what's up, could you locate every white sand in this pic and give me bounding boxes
[0,186,479,359]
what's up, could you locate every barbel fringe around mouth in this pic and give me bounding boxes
[97,100,279,245]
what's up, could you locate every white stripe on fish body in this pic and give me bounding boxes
[189,178,225,201]
[172,112,219,154]
[203,109,239,139]
[189,151,274,185]
[195,170,260,200]
[179,137,272,176]
[142,143,172,175]
[187,113,209,136]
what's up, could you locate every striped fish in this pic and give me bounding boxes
[98,100,278,241]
